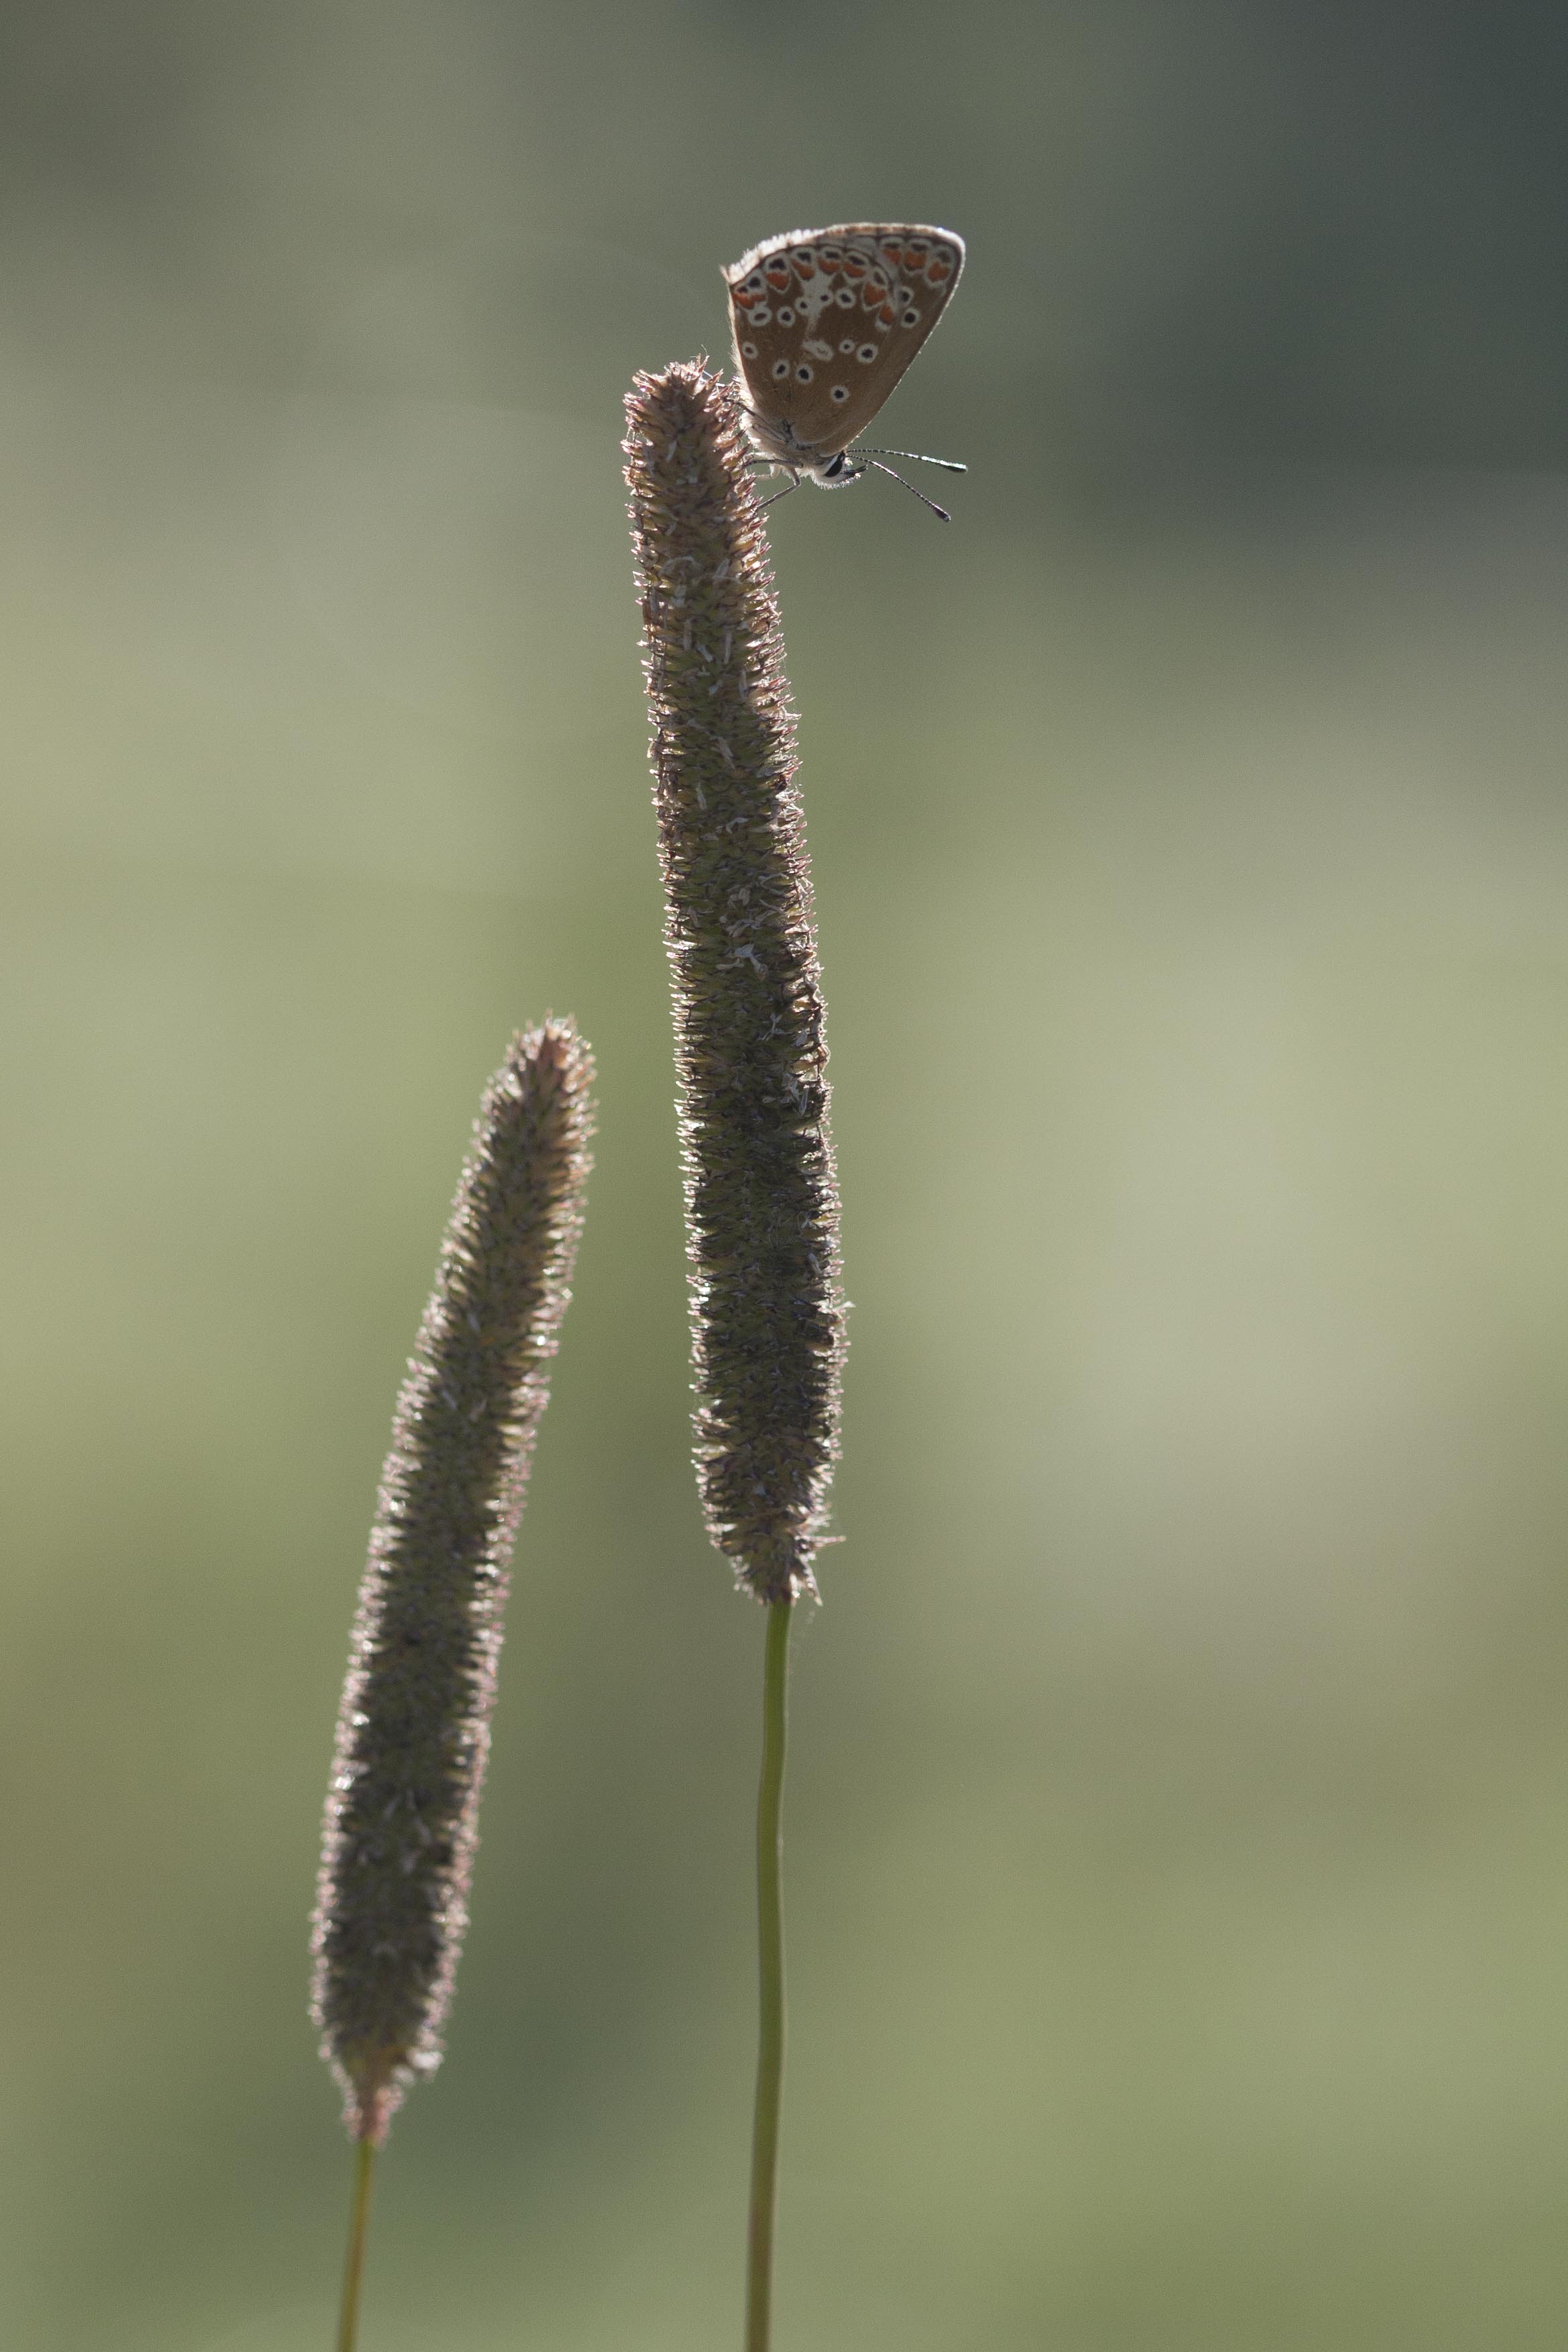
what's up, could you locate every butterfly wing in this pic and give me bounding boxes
[725,224,964,468]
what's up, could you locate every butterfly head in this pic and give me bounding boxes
[738,407,863,487]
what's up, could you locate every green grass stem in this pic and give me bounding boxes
[745,1598,794,2352]
[335,2135,376,2352]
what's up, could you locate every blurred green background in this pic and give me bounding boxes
[3,3,1568,2345]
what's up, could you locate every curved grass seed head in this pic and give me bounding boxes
[311,1019,594,2143]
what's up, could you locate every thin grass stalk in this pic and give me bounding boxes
[335,2137,376,2352]
[745,1598,793,2352]
[626,361,846,2349]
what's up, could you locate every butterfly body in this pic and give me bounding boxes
[723,224,964,491]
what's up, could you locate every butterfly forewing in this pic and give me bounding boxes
[725,223,963,471]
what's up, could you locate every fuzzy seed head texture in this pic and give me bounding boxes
[311,1020,594,2142]
[625,361,845,1605]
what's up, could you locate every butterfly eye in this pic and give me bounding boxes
[830,385,849,403]
[856,344,878,363]
[772,359,790,380]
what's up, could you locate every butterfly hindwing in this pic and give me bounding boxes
[725,224,963,472]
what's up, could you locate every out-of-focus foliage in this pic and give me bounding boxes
[2,5,1567,2345]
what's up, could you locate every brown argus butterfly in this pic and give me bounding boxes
[724,224,965,516]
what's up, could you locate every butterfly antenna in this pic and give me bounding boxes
[864,458,951,521]
[857,447,967,474]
